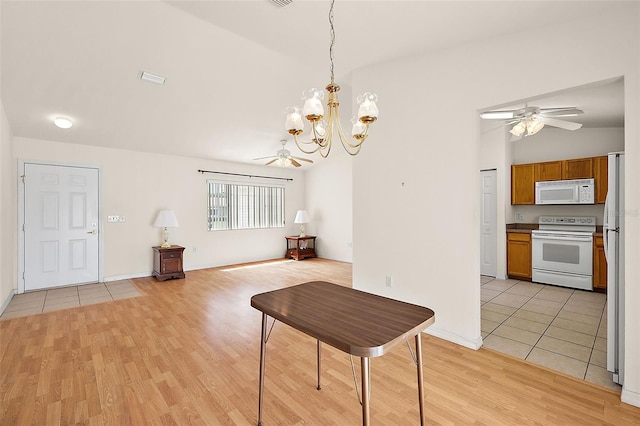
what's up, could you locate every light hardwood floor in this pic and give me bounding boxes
[1,258,639,425]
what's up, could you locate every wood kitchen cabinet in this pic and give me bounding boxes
[507,232,532,280]
[153,245,185,281]
[594,155,608,204]
[511,155,608,205]
[511,164,535,205]
[563,157,594,179]
[534,161,563,182]
[593,236,607,291]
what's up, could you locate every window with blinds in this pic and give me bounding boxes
[207,181,285,231]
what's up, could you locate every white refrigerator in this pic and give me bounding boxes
[604,152,624,385]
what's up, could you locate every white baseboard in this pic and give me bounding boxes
[184,263,219,272]
[104,272,151,282]
[622,387,640,408]
[0,290,16,315]
[425,326,483,350]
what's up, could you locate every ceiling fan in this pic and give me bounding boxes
[253,140,314,167]
[480,106,584,138]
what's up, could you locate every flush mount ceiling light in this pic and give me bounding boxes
[140,70,166,85]
[284,0,379,157]
[53,117,73,129]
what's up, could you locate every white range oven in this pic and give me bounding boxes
[531,216,596,291]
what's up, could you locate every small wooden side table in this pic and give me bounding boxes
[152,245,185,281]
[285,236,317,261]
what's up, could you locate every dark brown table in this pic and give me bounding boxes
[250,281,435,425]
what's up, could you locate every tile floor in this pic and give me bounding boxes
[481,276,620,391]
[0,280,141,320]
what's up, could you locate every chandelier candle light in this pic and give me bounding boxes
[285,0,379,157]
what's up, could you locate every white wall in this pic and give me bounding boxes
[479,121,509,279]
[512,127,624,164]
[0,102,17,312]
[352,5,640,406]
[13,137,306,281]
[304,150,353,262]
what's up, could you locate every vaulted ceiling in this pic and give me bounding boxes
[1,1,625,166]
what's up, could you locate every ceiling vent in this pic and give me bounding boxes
[140,70,166,85]
[270,0,292,7]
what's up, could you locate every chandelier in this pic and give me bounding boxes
[284,0,379,157]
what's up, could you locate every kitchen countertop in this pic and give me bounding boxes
[506,224,537,233]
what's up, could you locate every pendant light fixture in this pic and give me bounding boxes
[284,0,379,157]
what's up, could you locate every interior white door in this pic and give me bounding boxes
[480,169,497,277]
[24,163,99,291]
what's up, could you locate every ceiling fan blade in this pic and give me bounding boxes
[540,108,584,117]
[480,110,516,120]
[540,116,583,131]
[291,156,313,163]
[253,155,277,161]
[265,158,278,166]
[289,158,302,167]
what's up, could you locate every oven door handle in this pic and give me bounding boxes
[532,234,593,242]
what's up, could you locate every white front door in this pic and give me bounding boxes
[23,163,100,291]
[480,169,497,277]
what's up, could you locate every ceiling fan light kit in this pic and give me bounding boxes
[284,0,378,158]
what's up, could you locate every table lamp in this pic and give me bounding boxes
[153,209,179,248]
[294,209,310,237]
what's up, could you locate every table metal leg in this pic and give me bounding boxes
[361,357,370,426]
[415,333,425,426]
[317,340,322,390]
[258,313,267,426]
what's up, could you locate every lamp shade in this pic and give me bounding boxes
[153,210,179,228]
[294,210,310,224]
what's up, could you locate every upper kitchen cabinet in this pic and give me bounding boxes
[563,157,594,179]
[511,164,535,205]
[534,161,563,181]
[511,155,608,205]
[594,155,608,204]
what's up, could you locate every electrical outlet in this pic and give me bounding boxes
[385,275,393,287]
[192,246,197,253]
[515,213,524,222]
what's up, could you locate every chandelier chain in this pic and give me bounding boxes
[329,0,335,84]
[284,0,378,158]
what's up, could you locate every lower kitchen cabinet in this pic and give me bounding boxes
[593,236,607,291]
[507,232,532,280]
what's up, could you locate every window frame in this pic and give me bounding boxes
[207,180,286,231]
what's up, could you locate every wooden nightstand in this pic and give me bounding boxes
[285,236,317,261]
[152,245,185,281]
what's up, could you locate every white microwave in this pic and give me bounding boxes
[535,178,595,205]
